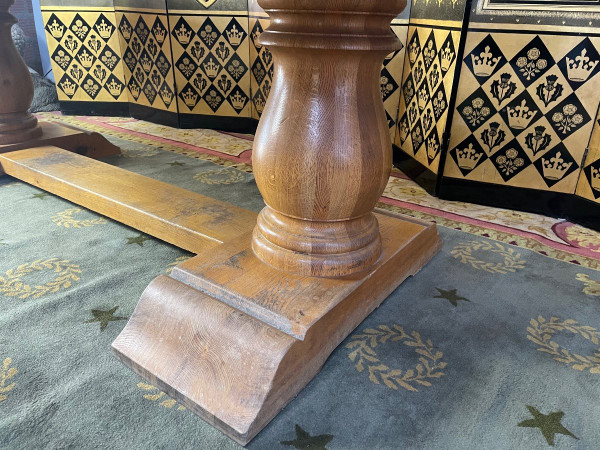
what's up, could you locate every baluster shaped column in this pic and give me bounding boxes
[251,0,405,277]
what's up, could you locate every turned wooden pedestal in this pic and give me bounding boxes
[0,0,119,164]
[1,0,441,446]
[112,0,440,445]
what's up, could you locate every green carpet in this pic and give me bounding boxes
[1,136,599,449]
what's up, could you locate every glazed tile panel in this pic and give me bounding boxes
[384,22,409,141]
[576,107,600,203]
[248,12,272,120]
[42,8,128,105]
[169,12,252,118]
[395,24,461,174]
[115,10,178,114]
[445,32,600,194]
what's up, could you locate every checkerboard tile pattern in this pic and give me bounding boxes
[169,14,252,118]
[115,12,178,113]
[43,10,128,104]
[394,25,461,174]
[249,14,272,120]
[445,32,600,194]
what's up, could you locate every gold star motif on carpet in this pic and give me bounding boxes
[518,405,578,446]
[281,424,333,450]
[30,192,50,200]
[126,234,151,247]
[434,288,470,307]
[84,306,128,331]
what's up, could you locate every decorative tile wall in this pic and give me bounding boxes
[248,0,271,120]
[168,0,252,125]
[114,1,179,125]
[443,31,600,194]
[393,0,469,176]
[41,1,129,114]
[395,24,461,174]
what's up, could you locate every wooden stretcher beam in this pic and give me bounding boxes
[0,146,257,253]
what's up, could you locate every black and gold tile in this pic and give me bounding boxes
[168,0,254,131]
[443,31,600,195]
[394,22,463,176]
[248,0,275,120]
[114,0,179,126]
[41,0,129,115]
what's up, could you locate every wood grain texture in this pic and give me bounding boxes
[0,0,42,145]
[0,146,257,253]
[113,213,441,445]
[0,122,121,159]
[251,0,407,277]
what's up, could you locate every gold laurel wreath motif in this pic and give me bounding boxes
[576,274,600,297]
[0,258,81,299]
[346,324,447,392]
[137,382,186,410]
[451,240,525,274]
[51,208,107,228]
[0,357,17,402]
[527,316,600,373]
[193,167,245,185]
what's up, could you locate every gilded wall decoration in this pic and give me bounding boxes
[42,7,128,109]
[115,9,178,116]
[445,32,600,194]
[169,11,251,119]
[395,24,461,173]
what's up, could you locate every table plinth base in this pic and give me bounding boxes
[0,121,120,162]
[112,212,441,445]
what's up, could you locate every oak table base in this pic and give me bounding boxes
[0,121,120,170]
[0,147,255,254]
[112,213,441,445]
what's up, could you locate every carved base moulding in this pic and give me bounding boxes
[112,212,441,445]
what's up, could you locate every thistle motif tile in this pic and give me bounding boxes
[445,31,600,194]
[396,25,461,173]
[43,10,127,104]
[170,14,251,118]
[116,12,178,112]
